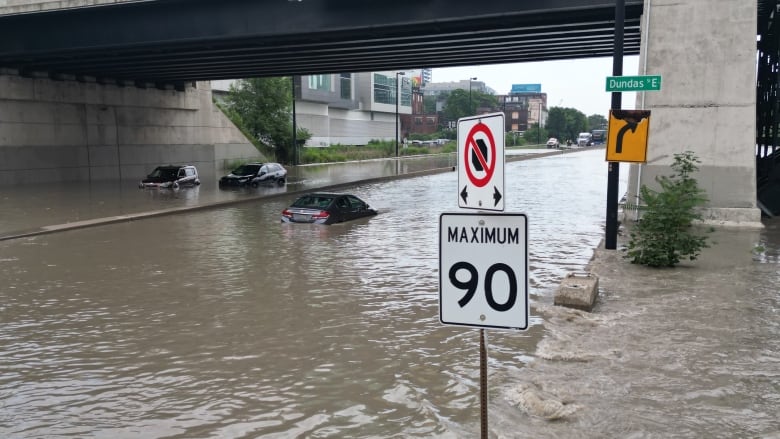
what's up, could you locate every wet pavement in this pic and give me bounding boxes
[1,147,778,438]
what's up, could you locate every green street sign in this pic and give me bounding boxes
[606,75,662,92]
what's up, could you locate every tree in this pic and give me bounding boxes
[423,95,438,114]
[505,131,526,146]
[523,123,547,145]
[545,107,587,143]
[625,151,711,267]
[587,114,608,131]
[443,89,470,121]
[222,77,296,164]
[443,89,499,121]
[473,91,498,113]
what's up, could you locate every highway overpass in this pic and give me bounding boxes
[0,0,775,225]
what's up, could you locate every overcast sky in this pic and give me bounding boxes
[431,56,641,117]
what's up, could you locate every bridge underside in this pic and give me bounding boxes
[0,0,642,87]
[0,0,778,224]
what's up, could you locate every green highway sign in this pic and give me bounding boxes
[606,75,662,92]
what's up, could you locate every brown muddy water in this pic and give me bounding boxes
[1,149,778,438]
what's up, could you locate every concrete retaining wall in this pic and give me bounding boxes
[0,73,263,185]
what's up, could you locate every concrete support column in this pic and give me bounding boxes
[628,0,762,226]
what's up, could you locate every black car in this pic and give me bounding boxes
[219,162,287,188]
[281,193,377,225]
[139,165,200,189]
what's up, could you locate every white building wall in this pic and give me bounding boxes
[296,101,331,147]
[295,71,409,147]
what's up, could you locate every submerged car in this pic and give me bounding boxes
[281,193,377,225]
[139,165,200,189]
[219,162,287,188]
[546,137,560,148]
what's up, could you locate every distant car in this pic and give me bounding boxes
[281,193,377,225]
[546,137,560,148]
[219,162,287,188]
[139,165,200,189]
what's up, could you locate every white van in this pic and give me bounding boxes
[577,132,593,147]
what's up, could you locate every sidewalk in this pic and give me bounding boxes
[502,220,780,437]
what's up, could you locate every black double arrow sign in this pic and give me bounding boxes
[462,138,502,206]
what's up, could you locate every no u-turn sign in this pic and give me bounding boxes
[457,112,505,211]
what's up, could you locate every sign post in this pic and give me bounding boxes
[605,0,625,251]
[445,112,525,438]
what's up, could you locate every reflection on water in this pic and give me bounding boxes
[1,150,777,438]
[0,154,458,236]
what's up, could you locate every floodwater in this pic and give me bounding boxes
[1,149,778,438]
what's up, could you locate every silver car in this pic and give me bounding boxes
[139,165,200,189]
[219,162,287,188]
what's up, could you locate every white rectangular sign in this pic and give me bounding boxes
[457,112,505,211]
[439,212,529,330]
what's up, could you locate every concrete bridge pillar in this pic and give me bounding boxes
[627,0,763,226]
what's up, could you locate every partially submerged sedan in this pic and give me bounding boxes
[139,165,200,189]
[281,193,377,225]
[219,162,287,188]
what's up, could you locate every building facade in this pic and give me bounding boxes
[497,92,547,133]
[213,72,414,147]
[294,72,412,146]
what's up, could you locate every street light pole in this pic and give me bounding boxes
[395,72,405,157]
[538,101,542,146]
[468,77,477,115]
[291,75,297,165]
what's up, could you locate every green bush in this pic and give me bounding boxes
[401,146,430,155]
[624,151,711,267]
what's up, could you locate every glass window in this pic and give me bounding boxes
[400,77,411,107]
[308,75,332,91]
[373,73,394,105]
[347,196,365,209]
[373,74,412,106]
[340,73,351,100]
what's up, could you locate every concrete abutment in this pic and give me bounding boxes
[0,73,264,186]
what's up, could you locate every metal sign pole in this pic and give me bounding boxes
[480,328,488,438]
[605,0,625,250]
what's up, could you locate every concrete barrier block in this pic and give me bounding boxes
[554,273,599,312]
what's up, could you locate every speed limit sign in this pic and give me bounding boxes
[439,212,529,330]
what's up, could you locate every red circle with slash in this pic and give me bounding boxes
[463,122,496,188]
